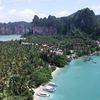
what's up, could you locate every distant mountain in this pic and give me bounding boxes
[0,8,100,35]
[31,8,100,35]
[96,15,100,21]
[64,8,99,34]
[0,21,31,35]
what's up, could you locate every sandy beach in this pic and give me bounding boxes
[33,85,44,100]
[51,67,61,78]
[33,67,61,100]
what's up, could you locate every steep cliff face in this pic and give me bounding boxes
[62,8,99,34]
[96,15,100,21]
[31,8,100,35]
[32,15,59,35]
[0,22,31,35]
[0,8,100,35]
[32,26,57,35]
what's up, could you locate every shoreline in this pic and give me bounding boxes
[33,52,99,100]
[33,56,89,100]
[51,67,62,78]
[33,67,62,100]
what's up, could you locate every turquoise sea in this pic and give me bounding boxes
[0,35,21,41]
[40,55,100,100]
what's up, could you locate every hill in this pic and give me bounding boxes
[0,21,31,35]
[0,8,100,35]
[96,15,100,21]
[30,8,100,35]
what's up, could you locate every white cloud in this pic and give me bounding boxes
[8,9,17,14]
[0,8,47,22]
[79,0,84,2]
[37,13,46,18]
[6,9,35,22]
[0,0,4,10]
[15,0,32,2]
[15,0,58,3]
[0,0,70,22]
[92,5,100,11]
[8,9,35,16]
[56,11,70,17]
[0,5,4,10]
[0,0,2,4]
[15,0,53,2]
[90,5,100,15]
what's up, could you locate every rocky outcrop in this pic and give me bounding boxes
[31,8,100,35]
[0,8,100,35]
[32,26,57,35]
[62,8,99,34]
[32,15,59,35]
[0,21,31,35]
[96,15,100,21]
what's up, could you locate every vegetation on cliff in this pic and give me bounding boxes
[31,8,100,35]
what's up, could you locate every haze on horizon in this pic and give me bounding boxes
[0,0,100,22]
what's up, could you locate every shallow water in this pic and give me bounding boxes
[0,35,22,41]
[40,55,100,100]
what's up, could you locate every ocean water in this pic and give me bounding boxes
[0,35,22,41]
[40,55,100,100]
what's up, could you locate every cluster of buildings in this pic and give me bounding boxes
[21,41,78,59]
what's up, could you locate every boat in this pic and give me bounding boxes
[43,86,56,93]
[92,61,96,64]
[37,91,50,97]
[83,56,92,62]
[48,82,57,87]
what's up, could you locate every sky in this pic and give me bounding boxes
[0,0,100,22]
